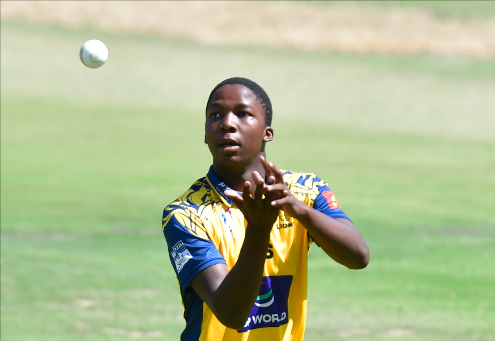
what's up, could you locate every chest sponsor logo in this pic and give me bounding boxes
[238,275,293,333]
[170,240,192,273]
[276,221,293,230]
[276,212,293,230]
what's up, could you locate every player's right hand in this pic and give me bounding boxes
[224,171,280,233]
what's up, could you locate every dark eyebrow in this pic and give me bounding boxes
[233,104,253,111]
[206,102,223,112]
[206,102,254,111]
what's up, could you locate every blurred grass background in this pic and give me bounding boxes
[302,0,495,19]
[1,1,495,340]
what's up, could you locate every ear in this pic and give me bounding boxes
[263,126,274,143]
[204,135,208,144]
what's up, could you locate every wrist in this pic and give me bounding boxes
[290,200,310,221]
[244,222,272,252]
[240,225,272,261]
[245,223,272,240]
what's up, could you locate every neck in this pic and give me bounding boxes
[212,152,267,192]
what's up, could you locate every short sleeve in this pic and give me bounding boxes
[163,209,226,289]
[312,182,352,221]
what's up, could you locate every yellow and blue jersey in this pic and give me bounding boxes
[162,167,350,341]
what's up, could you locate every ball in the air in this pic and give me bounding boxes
[80,39,108,68]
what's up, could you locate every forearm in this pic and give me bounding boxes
[208,227,271,329]
[294,203,369,269]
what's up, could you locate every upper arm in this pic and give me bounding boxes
[335,217,355,228]
[163,208,227,290]
[190,263,230,311]
[312,180,352,221]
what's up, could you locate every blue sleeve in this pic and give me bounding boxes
[163,213,226,289]
[313,183,352,221]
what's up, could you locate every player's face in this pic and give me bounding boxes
[205,84,273,168]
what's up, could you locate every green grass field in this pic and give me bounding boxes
[2,17,495,341]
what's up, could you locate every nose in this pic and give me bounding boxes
[220,112,237,132]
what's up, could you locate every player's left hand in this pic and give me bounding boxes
[260,156,307,219]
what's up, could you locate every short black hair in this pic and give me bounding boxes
[206,77,273,126]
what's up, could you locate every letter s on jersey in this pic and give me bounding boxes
[266,244,274,259]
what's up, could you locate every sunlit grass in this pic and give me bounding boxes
[299,1,495,19]
[1,20,494,340]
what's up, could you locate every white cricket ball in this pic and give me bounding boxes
[79,39,108,68]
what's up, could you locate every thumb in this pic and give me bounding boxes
[224,190,244,207]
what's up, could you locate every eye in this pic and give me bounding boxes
[208,112,221,119]
[237,111,250,118]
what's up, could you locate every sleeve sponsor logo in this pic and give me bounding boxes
[170,240,192,273]
[238,275,293,333]
[321,190,341,209]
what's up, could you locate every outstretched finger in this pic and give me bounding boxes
[266,175,276,185]
[240,181,252,201]
[263,159,284,184]
[270,190,291,207]
[224,189,244,207]
[266,183,289,196]
[252,171,265,201]
[272,163,285,184]
[260,155,274,181]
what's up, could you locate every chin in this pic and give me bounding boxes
[216,156,242,165]
[214,155,247,169]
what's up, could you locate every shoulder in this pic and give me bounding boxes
[284,171,350,219]
[282,170,332,206]
[162,176,217,231]
[282,170,326,191]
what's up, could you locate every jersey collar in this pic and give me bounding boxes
[206,166,241,207]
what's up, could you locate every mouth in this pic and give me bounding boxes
[218,138,240,151]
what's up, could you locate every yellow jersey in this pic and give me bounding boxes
[162,167,350,341]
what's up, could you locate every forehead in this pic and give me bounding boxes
[208,84,262,111]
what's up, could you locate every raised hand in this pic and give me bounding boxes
[259,155,306,219]
[224,170,280,233]
[260,156,369,269]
